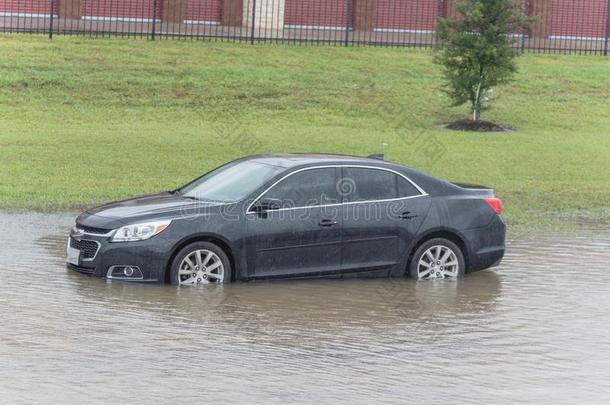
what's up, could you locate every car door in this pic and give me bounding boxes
[245,167,343,278]
[340,166,431,273]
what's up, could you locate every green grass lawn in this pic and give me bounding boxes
[0,35,609,225]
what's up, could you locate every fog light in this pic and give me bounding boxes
[107,265,143,280]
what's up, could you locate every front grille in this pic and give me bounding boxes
[70,238,99,259]
[76,224,111,234]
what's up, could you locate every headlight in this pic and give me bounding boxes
[110,220,171,242]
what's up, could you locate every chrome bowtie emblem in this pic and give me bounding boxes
[71,226,84,239]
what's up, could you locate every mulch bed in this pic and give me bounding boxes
[442,119,514,132]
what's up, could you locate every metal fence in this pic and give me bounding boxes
[1,0,609,54]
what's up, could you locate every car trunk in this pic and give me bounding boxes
[452,182,495,197]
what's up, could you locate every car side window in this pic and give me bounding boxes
[342,167,420,202]
[262,168,338,208]
[397,176,420,198]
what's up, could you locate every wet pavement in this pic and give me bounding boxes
[1,211,610,404]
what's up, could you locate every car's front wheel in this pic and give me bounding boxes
[409,238,465,280]
[169,241,231,285]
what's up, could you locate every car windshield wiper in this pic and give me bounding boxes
[171,190,230,203]
[182,195,232,203]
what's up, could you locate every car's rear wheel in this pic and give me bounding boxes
[169,242,231,285]
[409,238,465,280]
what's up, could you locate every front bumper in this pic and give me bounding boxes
[66,232,173,282]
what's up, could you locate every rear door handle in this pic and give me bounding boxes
[396,211,418,220]
[318,219,338,227]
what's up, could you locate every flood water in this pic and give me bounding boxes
[1,212,610,404]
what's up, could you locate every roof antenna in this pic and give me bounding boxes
[367,153,384,160]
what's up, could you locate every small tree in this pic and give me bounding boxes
[435,0,530,121]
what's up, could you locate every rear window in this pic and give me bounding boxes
[342,167,420,202]
[397,176,420,198]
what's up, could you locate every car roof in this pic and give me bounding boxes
[243,153,392,169]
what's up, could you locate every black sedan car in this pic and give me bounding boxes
[67,154,505,284]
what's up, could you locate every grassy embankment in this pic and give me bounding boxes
[0,35,609,225]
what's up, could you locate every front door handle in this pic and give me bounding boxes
[396,211,418,220]
[318,219,338,227]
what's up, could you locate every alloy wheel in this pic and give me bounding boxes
[178,249,224,285]
[417,245,459,280]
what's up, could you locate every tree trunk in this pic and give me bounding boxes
[473,67,485,121]
[473,85,482,121]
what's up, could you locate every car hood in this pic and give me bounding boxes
[76,192,229,229]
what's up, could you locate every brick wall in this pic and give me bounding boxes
[374,0,439,31]
[185,0,222,22]
[0,0,58,16]
[550,0,609,39]
[81,0,161,20]
[284,0,350,28]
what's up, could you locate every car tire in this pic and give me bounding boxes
[408,238,465,280]
[169,241,231,285]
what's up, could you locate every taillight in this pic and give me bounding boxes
[483,197,503,215]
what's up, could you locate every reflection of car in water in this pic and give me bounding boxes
[66,154,505,284]
[66,272,503,340]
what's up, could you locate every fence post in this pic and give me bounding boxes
[49,0,55,39]
[520,0,528,53]
[344,0,351,46]
[250,0,257,45]
[151,0,158,40]
[604,0,610,56]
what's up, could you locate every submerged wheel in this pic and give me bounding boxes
[170,242,231,285]
[409,238,465,280]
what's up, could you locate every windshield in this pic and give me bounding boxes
[178,160,285,203]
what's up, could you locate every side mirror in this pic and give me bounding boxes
[253,197,283,212]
